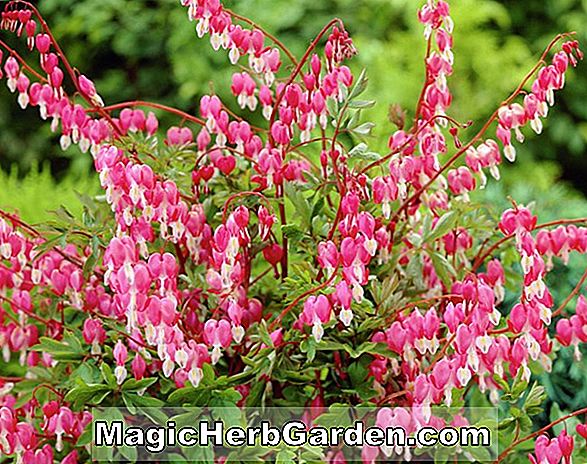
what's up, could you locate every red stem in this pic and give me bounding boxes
[222,191,274,223]
[99,100,206,127]
[389,32,575,223]
[194,145,259,170]
[376,389,408,406]
[32,383,64,400]
[268,18,344,145]
[6,0,121,133]
[411,36,433,130]
[278,198,288,279]
[360,114,464,175]
[494,406,587,463]
[0,38,46,81]
[552,267,587,318]
[269,267,338,331]
[0,208,41,237]
[386,293,464,323]
[225,8,299,66]
[472,217,587,271]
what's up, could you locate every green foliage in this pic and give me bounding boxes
[0,164,99,223]
[0,1,583,420]
[0,2,586,461]
[473,161,587,435]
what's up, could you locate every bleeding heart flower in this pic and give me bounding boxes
[262,243,283,267]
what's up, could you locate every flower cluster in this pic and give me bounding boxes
[496,41,583,163]
[528,431,573,464]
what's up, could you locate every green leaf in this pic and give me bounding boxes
[425,211,459,243]
[300,339,316,362]
[349,144,382,162]
[523,382,546,416]
[32,337,84,361]
[119,442,138,462]
[510,372,529,401]
[326,97,339,117]
[311,196,325,219]
[349,69,368,100]
[351,122,375,136]
[346,110,361,130]
[168,386,208,405]
[76,426,93,447]
[100,363,117,389]
[313,404,353,429]
[348,358,369,388]
[356,151,382,161]
[126,393,165,407]
[245,380,266,407]
[429,251,456,288]
[122,392,138,414]
[281,224,305,243]
[62,331,84,353]
[348,143,368,157]
[122,377,157,392]
[355,341,396,358]
[258,321,274,348]
[348,99,376,109]
[492,374,510,393]
[64,384,111,409]
[276,449,297,464]
[498,417,516,431]
[284,183,312,228]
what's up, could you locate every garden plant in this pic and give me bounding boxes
[0,0,586,462]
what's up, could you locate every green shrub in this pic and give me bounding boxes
[0,164,99,224]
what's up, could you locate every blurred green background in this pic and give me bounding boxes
[0,0,586,419]
[1,0,585,189]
